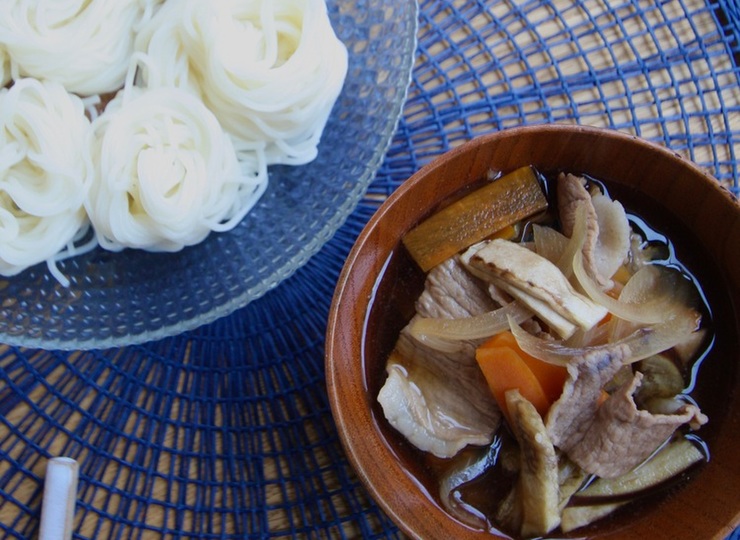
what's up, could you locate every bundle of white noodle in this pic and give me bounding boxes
[134,0,348,165]
[0,79,92,282]
[0,46,9,87]
[86,85,268,252]
[0,0,163,95]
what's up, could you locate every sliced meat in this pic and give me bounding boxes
[557,173,631,290]
[378,257,504,458]
[378,332,501,458]
[567,372,708,478]
[505,389,561,537]
[557,172,595,239]
[545,344,631,449]
[416,256,499,319]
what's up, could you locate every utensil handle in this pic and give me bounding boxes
[39,457,79,540]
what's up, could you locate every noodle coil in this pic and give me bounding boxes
[86,85,268,252]
[0,78,92,278]
[0,0,164,95]
[0,46,9,87]
[134,0,348,165]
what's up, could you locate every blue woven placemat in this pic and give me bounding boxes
[1,1,739,538]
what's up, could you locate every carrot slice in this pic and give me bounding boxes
[486,331,568,403]
[476,341,549,422]
[475,331,568,421]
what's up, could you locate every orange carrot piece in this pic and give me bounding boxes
[481,331,568,404]
[489,224,517,241]
[476,340,551,422]
[597,312,613,327]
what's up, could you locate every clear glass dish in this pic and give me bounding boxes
[0,0,418,350]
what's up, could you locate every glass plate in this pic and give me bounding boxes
[0,0,418,350]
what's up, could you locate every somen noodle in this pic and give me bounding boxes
[0,46,9,87]
[133,0,348,165]
[0,0,164,95]
[85,84,268,252]
[0,78,92,282]
[0,0,348,285]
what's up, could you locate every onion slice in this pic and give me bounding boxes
[408,302,533,342]
[556,203,589,277]
[439,439,501,529]
[533,223,567,264]
[573,253,675,325]
[508,309,700,367]
[407,331,471,354]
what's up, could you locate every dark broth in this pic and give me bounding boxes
[363,169,738,538]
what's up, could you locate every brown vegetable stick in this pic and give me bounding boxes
[402,166,548,272]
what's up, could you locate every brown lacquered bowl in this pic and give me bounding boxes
[325,124,740,539]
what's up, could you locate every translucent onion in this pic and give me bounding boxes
[406,331,469,355]
[407,302,533,342]
[508,310,700,367]
[532,223,568,264]
[556,203,589,277]
[573,252,675,325]
[439,440,501,529]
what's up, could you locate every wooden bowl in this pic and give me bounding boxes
[325,124,740,539]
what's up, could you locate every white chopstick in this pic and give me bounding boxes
[39,457,79,540]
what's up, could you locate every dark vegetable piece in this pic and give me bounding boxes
[402,166,548,272]
[560,438,704,532]
[635,354,685,405]
[571,437,704,502]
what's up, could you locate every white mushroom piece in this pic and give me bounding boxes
[462,239,607,339]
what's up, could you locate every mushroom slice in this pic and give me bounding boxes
[505,389,561,537]
[464,239,607,337]
[573,436,705,501]
[561,437,705,532]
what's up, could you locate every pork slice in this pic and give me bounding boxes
[557,173,594,239]
[545,344,631,449]
[416,257,499,319]
[567,372,708,478]
[377,331,501,459]
[557,173,631,290]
